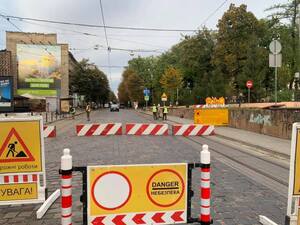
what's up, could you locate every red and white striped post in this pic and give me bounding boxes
[61,148,73,225]
[200,144,211,225]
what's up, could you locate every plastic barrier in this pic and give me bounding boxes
[76,123,122,136]
[59,145,213,225]
[194,108,228,126]
[43,125,56,138]
[125,123,168,135]
[173,124,215,136]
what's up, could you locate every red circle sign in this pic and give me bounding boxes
[246,80,253,89]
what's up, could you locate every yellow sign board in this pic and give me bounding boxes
[0,183,38,202]
[293,129,300,195]
[88,164,187,217]
[194,108,228,125]
[205,97,225,105]
[0,119,43,174]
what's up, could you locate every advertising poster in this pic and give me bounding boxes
[17,44,61,97]
[0,76,13,112]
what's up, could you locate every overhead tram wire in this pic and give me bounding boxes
[198,0,228,28]
[98,0,112,84]
[0,14,53,56]
[0,14,198,32]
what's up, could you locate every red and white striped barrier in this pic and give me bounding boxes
[76,123,122,136]
[173,124,215,136]
[43,125,56,138]
[200,145,211,225]
[61,148,72,225]
[0,174,38,184]
[125,123,168,135]
[91,211,186,225]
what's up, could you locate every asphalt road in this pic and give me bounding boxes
[0,109,288,225]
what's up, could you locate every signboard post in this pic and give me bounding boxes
[87,163,187,225]
[161,93,167,106]
[0,76,13,112]
[287,123,300,224]
[144,89,150,109]
[0,116,46,205]
[269,40,282,104]
[246,80,253,103]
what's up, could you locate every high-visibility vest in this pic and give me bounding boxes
[152,106,157,112]
[163,107,168,113]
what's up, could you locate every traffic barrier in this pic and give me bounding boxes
[43,125,56,138]
[200,144,211,225]
[59,146,213,224]
[0,174,38,184]
[172,124,215,136]
[76,123,122,136]
[61,148,72,225]
[125,123,168,135]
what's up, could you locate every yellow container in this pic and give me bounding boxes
[194,108,228,125]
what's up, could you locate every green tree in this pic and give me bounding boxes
[70,59,110,104]
[160,67,183,103]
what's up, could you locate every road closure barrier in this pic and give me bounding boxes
[173,124,215,136]
[194,108,228,126]
[43,125,56,138]
[126,123,168,135]
[60,145,213,225]
[76,123,122,136]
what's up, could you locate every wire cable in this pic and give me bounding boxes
[0,14,197,32]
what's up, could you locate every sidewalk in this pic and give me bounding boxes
[142,111,291,157]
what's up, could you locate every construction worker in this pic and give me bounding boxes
[163,105,168,120]
[152,104,157,120]
[86,103,91,121]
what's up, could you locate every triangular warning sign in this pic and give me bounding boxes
[0,128,35,163]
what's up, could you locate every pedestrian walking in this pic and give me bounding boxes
[163,105,168,120]
[86,103,91,121]
[70,106,76,119]
[152,104,157,120]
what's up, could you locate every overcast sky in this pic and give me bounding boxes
[0,0,285,93]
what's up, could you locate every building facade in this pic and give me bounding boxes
[0,50,12,76]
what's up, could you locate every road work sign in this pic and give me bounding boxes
[161,93,167,102]
[87,163,187,225]
[0,117,44,174]
[194,108,228,125]
[0,183,37,202]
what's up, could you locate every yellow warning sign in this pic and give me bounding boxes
[194,108,228,125]
[87,164,187,216]
[293,129,300,195]
[161,93,168,101]
[0,183,38,202]
[0,120,43,174]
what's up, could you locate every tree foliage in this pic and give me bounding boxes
[70,59,110,103]
[117,1,300,104]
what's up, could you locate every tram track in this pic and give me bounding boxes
[137,110,289,196]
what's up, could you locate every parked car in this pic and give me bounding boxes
[110,103,119,112]
[104,103,109,108]
[119,103,125,109]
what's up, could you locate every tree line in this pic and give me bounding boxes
[70,59,116,105]
[118,1,300,105]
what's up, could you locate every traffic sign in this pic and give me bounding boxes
[0,117,44,174]
[246,80,253,89]
[87,163,187,225]
[144,95,149,101]
[269,40,282,54]
[292,128,300,195]
[161,93,167,102]
[143,89,150,96]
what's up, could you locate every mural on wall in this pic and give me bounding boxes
[249,113,272,126]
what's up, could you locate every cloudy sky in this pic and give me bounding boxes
[0,0,284,93]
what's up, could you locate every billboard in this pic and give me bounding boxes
[17,44,61,97]
[0,76,13,112]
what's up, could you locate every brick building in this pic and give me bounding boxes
[0,50,12,76]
